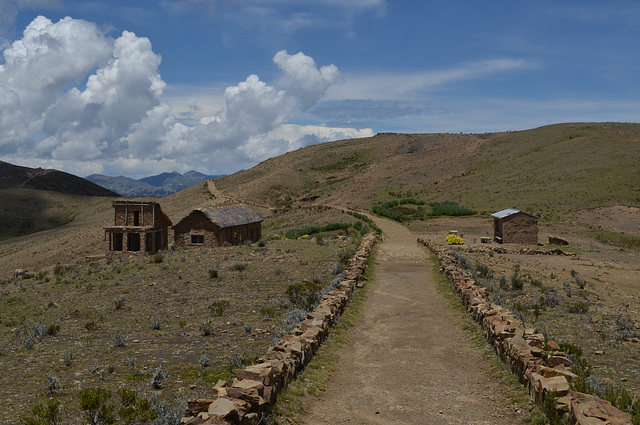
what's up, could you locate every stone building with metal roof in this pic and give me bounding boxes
[172,205,263,248]
[491,208,539,244]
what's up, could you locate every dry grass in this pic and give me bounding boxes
[0,226,361,422]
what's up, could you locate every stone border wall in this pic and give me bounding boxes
[182,233,378,425]
[418,238,633,425]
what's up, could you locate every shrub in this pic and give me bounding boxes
[46,375,62,395]
[151,397,187,425]
[337,248,355,266]
[118,389,157,425]
[85,321,99,331]
[208,269,219,279]
[113,328,128,347]
[446,234,464,245]
[123,357,136,369]
[22,399,62,425]
[78,387,115,425]
[511,268,524,290]
[45,323,60,336]
[453,252,471,269]
[244,323,253,333]
[151,318,162,330]
[150,253,163,264]
[229,263,247,271]
[567,301,590,314]
[475,262,492,279]
[429,201,474,217]
[209,300,229,317]
[286,280,323,310]
[199,354,210,367]
[614,313,636,341]
[257,239,266,247]
[151,367,168,389]
[200,320,215,336]
[64,351,75,367]
[114,296,127,310]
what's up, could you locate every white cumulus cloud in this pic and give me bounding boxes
[0,16,370,177]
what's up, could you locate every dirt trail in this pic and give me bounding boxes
[303,217,525,424]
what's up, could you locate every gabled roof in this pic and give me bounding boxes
[491,208,538,220]
[174,206,263,229]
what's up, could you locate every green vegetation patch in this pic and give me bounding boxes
[372,199,473,222]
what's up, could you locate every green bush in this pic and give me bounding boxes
[285,222,350,239]
[287,280,323,310]
[78,387,116,425]
[149,253,163,264]
[209,300,229,317]
[429,201,474,216]
[229,263,247,271]
[118,388,157,424]
[45,323,60,336]
[22,399,62,425]
[567,301,590,314]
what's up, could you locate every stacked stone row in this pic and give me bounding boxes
[182,233,379,425]
[418,237,632,425]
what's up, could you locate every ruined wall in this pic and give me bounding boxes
[113,203,160,227]
[418,238,632,425]
[181,232,378,425]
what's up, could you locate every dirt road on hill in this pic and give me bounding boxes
[303,217,526,425]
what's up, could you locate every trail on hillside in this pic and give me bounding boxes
[207,180,274,212]
[303,217,525,424]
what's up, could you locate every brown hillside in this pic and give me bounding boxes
[215,122,640,218]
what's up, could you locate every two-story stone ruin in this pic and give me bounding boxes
[104,201,172,255]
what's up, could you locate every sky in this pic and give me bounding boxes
[1,0,639,179]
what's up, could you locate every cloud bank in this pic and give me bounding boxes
[0,16,371,177]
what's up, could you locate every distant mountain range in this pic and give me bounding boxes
[86,170,224,197]
[0,161,118,196]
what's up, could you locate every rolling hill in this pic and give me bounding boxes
[215,122,640,219]
[0,161,119,240]
[1,122,639,274]
[0,161,118,196]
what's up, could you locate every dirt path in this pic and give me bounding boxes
[303,217,526,424]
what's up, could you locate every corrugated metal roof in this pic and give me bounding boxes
[202,206,263,228]
[491,208,521,219]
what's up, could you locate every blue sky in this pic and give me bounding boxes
[1,0,639,178]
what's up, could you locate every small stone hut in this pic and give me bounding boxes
[104,201,172,255]
[491,208,539,244]
[172,205,263,248]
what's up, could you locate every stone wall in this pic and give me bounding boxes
[499,213,538,244]
[181,233,378,425]
[418,237,633,425]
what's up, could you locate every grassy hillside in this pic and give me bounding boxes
[216,123,640,220]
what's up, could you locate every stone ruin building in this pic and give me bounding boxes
[492,208,539,244]
[172,205,263,248]
[104,201,172,255]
